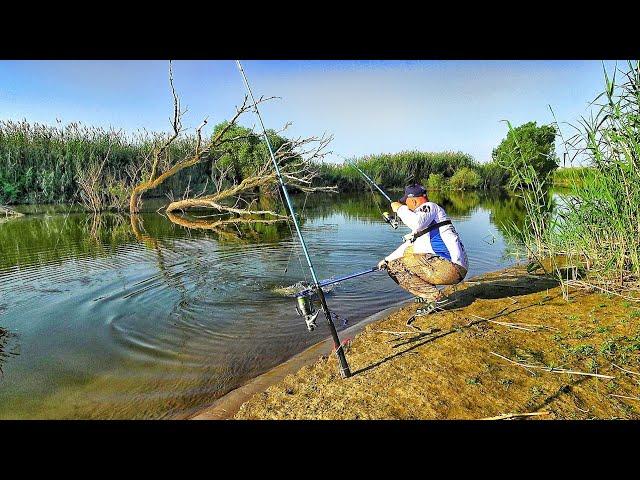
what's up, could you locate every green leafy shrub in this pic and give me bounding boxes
[449,167,481,190]
[426,173,445,190]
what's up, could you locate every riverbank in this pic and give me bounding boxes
[212,265,640,420]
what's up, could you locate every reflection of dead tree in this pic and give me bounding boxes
[129,61,272,214]
[130,213,156,247]
[165,134,336,221]
[166,211,282,242]
[0,326,17,376]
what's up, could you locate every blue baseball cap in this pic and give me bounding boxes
[399,184,427,203]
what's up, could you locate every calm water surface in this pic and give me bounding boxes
[0,191,523,418]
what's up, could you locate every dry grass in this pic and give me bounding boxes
[235,266,640,420]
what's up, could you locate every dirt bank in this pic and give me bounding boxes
[233,265,640,419]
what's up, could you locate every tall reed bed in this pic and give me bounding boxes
[0,120,198,207]
[552,167,594,187]
[316,150,481,191]
[502,61,640,298]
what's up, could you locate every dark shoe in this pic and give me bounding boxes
[415,298,450,316]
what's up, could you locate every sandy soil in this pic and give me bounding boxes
[235,266,640,419]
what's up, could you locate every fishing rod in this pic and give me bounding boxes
[235,60,351,379]
[295,266,380,298]
[349,162,399,229]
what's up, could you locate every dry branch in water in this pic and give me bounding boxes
[165,134,336,224]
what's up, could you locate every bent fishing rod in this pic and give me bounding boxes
[235,60,352,378]
[349,162,399,229]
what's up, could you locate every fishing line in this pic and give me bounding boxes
[337,153,399,229]
[335,153,386,216]
[278,184,307,277]
[282,191,310,276]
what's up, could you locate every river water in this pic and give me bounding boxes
[0,191,523,418]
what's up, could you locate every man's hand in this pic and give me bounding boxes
[377,259,388,270]
[391,201,403,213]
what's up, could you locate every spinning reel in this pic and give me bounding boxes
[296,294,319,332]
[382,211,399,229]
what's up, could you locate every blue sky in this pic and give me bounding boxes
[0,60,615,164]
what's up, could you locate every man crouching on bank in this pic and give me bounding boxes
[378,184,468,315]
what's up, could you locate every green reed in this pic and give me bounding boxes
[315,150,486,191]
[0,120,198,206]
[558,61,640,289]
[500,61,640,295]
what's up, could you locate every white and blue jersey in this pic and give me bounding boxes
[384,202,468,270]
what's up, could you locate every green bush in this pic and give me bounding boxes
[425,173,445,190]
[492,121,558,188]
[477,161,509,189]
[212,122,291,186]
[449,167,481,190]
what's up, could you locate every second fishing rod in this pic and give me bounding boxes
[349,162,399,229]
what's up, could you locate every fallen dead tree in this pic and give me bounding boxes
[129,61,274,214]
[165,134,336,222]
[129,61,335,227]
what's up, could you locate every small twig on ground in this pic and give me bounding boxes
[490,352,615,379]
[376,330,426,336]
[611,363,640,377]
[493,299,518,317]
[376,328,439,340]
[467,314,557,332]
[566,280,640,302]
[481,411,549,420]
[609,394,640,401]
[486,320,538,332]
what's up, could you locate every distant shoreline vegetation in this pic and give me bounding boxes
[1,117,583,208]
[316,151,520,192]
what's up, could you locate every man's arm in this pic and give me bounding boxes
[384,241,409,262]
[396,204,435,232]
